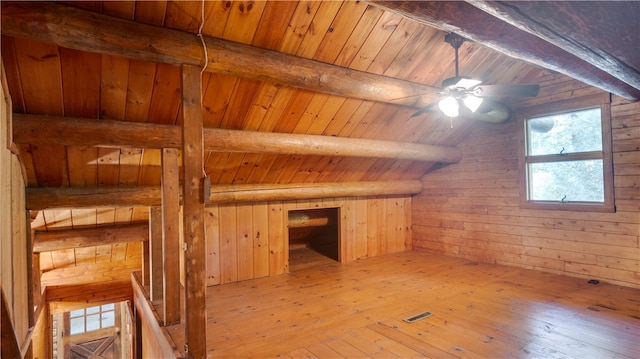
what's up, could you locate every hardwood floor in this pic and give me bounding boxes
[289,247,338,272]
[165,250,640,358]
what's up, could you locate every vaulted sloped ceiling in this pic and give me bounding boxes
[1,0,638,235]
[370,1,640,99]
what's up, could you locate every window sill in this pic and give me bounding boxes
[520,201,615,213]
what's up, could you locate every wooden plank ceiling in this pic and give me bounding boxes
[2,1,638,236]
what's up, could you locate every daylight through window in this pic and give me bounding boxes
[519,99,614,212]
[526,108,603,202]
[69,303,116,335]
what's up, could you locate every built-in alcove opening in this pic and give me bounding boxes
[288,208,340,271]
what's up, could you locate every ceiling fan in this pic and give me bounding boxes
[412,33,540,122]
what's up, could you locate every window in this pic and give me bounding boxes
[68,303,116,335]
[518,95,614,212]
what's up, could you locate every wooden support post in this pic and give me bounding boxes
[161,148,181,326]
[148,207,163,302]
[32,252,41,312]
[142,240,150,287]
[26,212,35,327]
[181,65,207,358]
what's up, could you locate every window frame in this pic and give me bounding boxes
[516,93,614,212]
[66,303,117,336]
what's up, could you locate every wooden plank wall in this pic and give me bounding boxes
[1,62,31,355]
[30,302,49,359]
[204,196,412,286]
[132,274,180,359]
[413,75,640,289]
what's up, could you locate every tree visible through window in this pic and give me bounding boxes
[526,108,603,202]
[518,96,614,212]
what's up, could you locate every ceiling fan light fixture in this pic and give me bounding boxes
[438,96,459,117]
[463,95,483,112]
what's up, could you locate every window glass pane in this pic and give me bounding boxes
[70,317,85,335]
[529,160,604,202]
[86,314,101,331]
[69,309,85,318]
[102,303,115,311]
[527,108,601,155]
[102,310,116,328]
[86,305,100,315]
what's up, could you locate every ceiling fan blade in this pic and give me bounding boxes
[411,101,438,117]
[473,84,540,98]
[464,99,512,123]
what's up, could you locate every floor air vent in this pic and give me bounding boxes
[403,311,433,323]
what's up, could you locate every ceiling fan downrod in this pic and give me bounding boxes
[444,33,465,78]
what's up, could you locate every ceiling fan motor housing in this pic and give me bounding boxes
[441,76,481,91]
[444,33,465,50]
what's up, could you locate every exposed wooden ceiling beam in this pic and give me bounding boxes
[13,114,180,149]
[467,1,640,92]
[368,1,640,100]
[0,1,439,108]
[26,186,161,210]
[41,259,141,288]
[33,222,149,253]
[206,181,423,204]
[13,114,463,163]
[26,180,422,210]
[46,281,133,314]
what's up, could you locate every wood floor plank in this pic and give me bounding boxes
[321,336,369,358]
[338,328,404,358]
[346,326,423,358]
[459,290,640,348]
[368,322,459,358]
[305,342,345,358]
[285,347,318,359]
[149,250,640,358]
[525,332,634,359]
[388,315,528,358]
[426,295,553,345]
[521,341,580,359]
